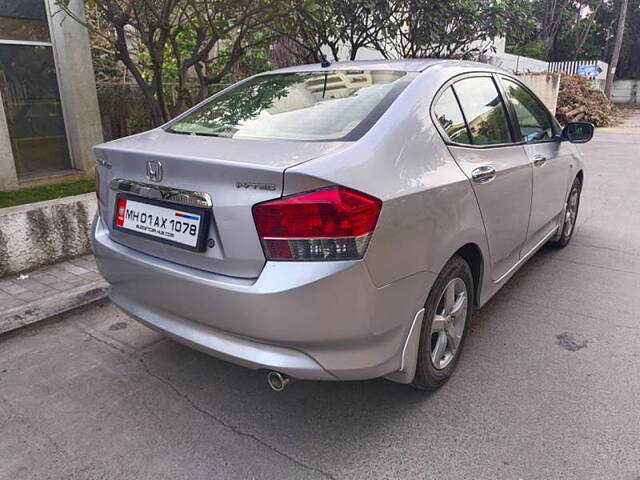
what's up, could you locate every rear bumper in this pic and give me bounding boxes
[93,217,434,381]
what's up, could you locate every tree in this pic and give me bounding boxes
[573,0,605,59]
[540,0,574,58]
[273,0,389,63]
[506,0,640,79]
[275,0,519,63]
[373,0,512,59]
[616,0,640,78]
[56,0,280,125]
[273,0,342,63]
[335,0,390,60]
[605,0,630,96]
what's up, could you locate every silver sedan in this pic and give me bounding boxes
[92,59,593,390]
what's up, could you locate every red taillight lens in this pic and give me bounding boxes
[252,186,382,261]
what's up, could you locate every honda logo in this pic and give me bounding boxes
[146,160,163,182]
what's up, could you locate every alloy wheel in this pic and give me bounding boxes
[563,186,580,238]
[429,278,468,370]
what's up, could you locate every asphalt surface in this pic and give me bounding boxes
[1,111,639,480]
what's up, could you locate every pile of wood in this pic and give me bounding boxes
[555,75,618,127]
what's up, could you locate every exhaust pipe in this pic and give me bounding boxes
[267,371,293,392]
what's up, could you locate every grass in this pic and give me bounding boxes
[0,180,95,209]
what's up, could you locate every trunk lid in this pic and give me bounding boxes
[95,129,347,278]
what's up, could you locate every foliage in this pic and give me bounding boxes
[275,0,520,61]
[97,84,157,140]
[507,0,640,79]
[374,0,514,59]
[507,40,547,60]
[56,0,639,132]
[56,0,281,125]
[617,0,640,78]
[0,181,95,208]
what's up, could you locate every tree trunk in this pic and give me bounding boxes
[573,0,604,60]
[605,0,629,98]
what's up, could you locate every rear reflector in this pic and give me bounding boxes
[252,186,382,260]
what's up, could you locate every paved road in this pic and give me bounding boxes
[2,112,639,480]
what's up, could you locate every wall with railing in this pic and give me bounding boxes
[485,53,609,91]
[547,60,609,90]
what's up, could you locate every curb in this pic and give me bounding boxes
[0,280,110,335]
[0,193,97,278]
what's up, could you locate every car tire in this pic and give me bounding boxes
[413,255,474,391]
[548,176,582,249]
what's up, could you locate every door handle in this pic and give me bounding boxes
[533,154,547,167]
[471,166,496,184]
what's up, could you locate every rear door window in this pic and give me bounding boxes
[452,77,513,145]
[502,78,554,143]
[433,87,471,144]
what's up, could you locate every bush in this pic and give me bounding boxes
[97,84,157,141]
[96,83,229,141]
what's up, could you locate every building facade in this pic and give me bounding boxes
[0,0,102,191]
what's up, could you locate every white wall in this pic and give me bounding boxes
[517,73,561,113]
[0,89,18,191]
[611,80,640,104]
[47,0,104,174]
[485,52,549,74]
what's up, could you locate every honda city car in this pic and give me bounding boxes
[92,59,593,390]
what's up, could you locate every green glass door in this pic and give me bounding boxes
[0,0,72,178]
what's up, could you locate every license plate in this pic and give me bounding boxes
[113,195,208,251]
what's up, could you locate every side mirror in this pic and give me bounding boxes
[561,122,594,144]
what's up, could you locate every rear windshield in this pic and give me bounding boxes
[167,70,414,141]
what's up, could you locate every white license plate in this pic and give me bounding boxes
[114,197,203,248]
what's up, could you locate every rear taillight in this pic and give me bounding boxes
[252,186,382,261]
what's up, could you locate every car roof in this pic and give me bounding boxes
[267,58,507,75]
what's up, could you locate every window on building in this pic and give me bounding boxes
[0,0,72,178]
[453,77,513,146]
[0,0,50,43]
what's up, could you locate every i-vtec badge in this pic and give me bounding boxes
[236,182,277,191]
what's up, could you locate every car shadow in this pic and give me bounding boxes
[118,242,565,460]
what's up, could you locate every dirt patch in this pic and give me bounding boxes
[108,322,128,331]
[556,332,588,352]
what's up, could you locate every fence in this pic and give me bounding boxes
[485,54,609,91]
[548,60,609,90]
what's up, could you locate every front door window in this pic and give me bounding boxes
[502,78,554,143]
